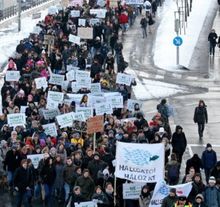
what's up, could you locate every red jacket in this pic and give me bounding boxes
[119,13,128,24]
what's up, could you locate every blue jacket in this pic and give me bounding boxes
[203,186,220,207]
[202,150,217,169]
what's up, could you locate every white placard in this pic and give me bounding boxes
[32,26,42,34]
[75,201,96,207]
[76,77,91,89]
[27,154,44,169]
[115,142,165,183]
[76,70,90,79]
[66,69,77,81]
[95,102,113,115]
[90,9,107,18]
[76,107,93,120]
[127,99,142,111]
[89,18,100,26]
[48,6,58,15]
[126,0,144,4]
[72,112,86,122]
[123,183,144,199]
[71,10,80,17]
[56,112,73,128]
[67,93,84,104]
[116,73,132,86]
[46,99,59,109]
[90,83,101,93]
[49,73,64,86]
[97,0,105,7]
[69,0,83,6]
[88,95,105,107]
[20,106,28,114]
[71,82,80,93]
[67,65,79,72]
[78,18,86,26]
[7,113,26,127]
[43,109,60,120]
[77,27,93,39]
[106,95,123,108]
[69,34,81,45]
[42,123,57,137]
[6,71,20,82]
[35,77,48,89]
[47,91,64,102]
[62,80,69,90]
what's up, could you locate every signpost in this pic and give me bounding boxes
[173,36,183,65]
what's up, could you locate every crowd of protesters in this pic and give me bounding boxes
[0,0,219,207]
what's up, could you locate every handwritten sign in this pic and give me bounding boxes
[95,102,113,115]
[47,91,64,103]
[49,73,64,86]
[76,107,93,120]
[77,27,93,39]
[91,83,101,94]
[27,154,44,169]
[56,112,73,128]
[87,115,104,134]
[90,9,107,18]
[116,73,132,86]
[42,123,57,137]
[70,10,80,17]
[78,18,86,26]
[35,77,48,89]
[6,71,20,82]
[69,34,81,45]
[43,109,60,120]
[7,113,26,127]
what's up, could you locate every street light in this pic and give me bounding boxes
[18,0,21,32]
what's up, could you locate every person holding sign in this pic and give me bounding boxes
[139,185,152,207]
[65,186,85,207]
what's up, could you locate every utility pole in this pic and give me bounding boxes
[18,0,21,32]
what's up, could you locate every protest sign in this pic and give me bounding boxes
[43,35,55,46]
[67,93,84,104]
[62,80,69,91]
[78,18,86,26]
[70,10,80,17]
[47,91,64,103]
[35,77,48,89]
[27,154,44,169]
[69,34,81,45]
[127,99,142,111]
[90,83,101,94]
[46,99,59,109]
[66,65,79,72]
[126,0,144,4]
[7,113,26,127]
[76,77,91,89]
[87,115,104,134]
[109,0,118,8]
[90,9,107,18]
[6,71,20,82]
[56,112,73,128]
[123,183,144,199]
[66,69,76,82]
[115,142,164,183]
[42,123,57,137]
[116,73,132,86]
[77,27,93,39]
[97,0,105,7]
[75,201,96,207]
[149,180,192,207]
[48,6,58,15]
[76,107,93,120]
[43,109,60,120]
[88,95,105,107]
[69,0,83,7]
[20,106,28,114]
[89,18,100,26]
[71,82,80,93]
[95,102,113,115]
[106,94,123,108]
[72,112,86,122]
[76,70,90,79]
[49,73,64,86]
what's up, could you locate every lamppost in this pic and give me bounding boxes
[18,0,21,32]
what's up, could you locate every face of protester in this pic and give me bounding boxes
[83,171,89,178]
[11,131,17,140]
[169,192,176,197]
[66,159,72,166]
[96,187,102,194]
[196,198,202,204]
[22,161,28,169]
[76,168,82,175]
[105,184,113,194]
[194,175,201,183]
[207,147,212,151]
[189,168,195,177]
[74,188,81,195]
[178,200,186,206]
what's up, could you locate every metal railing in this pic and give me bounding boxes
[0,0,50,21]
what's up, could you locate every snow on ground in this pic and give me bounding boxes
[0,9,50,68]
[153,0,212,71]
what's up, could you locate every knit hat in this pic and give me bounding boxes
[209,176,216,183]
[206,143,212,148]
[178,195,187,201]
[74,186,80,191]
[169,188,176,194]
[196,194,204,200]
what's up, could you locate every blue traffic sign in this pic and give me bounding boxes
[173,36,183,46]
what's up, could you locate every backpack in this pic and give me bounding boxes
[168,165,179,180]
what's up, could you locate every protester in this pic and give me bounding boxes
[208,29,218,56]
[161,188,178,207]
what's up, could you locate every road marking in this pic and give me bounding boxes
[172,73,182,79]
[186,76,198,80]
[139,71,149,78]
[155,74,164,79]
[187,145,194,157]
[157,70,166,75]
[188,144,220,147]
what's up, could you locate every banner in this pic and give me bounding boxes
[43,109,60,120]
[76,107,93,120]
[27,154,44,169]
[35,77,48,89]
[75,201,96,207]
[95,102,113,115]
[90,9,107,18]
[77,27,93,39]
[149,180,192,207]
[125,0,144,4]
[127,99,142,111]
[7,113,26,127]
[6,71,20,82]
[56,112,73,128]
[116,73,132,86]
[69,34,81,45]
[115,142,164,183]
[49,73,64,86]
[87,115,104,134]
[42,123,57,137]
[123,182,144,199]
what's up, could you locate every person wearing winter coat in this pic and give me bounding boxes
[193,194,208,207]
[157,99,169,123]
[208,29,218,56]
[92,185,109,207]
[185,154,203,174]
[193,100,208,139]
[75,169,95,201]
[201,143,217,183]
[162,188,178,207]
[65,186,85,207]
[14,159,32,207]
[203,176,220,207]
[171,125,187,164]
[140,15,148,38]
[211,161,220,180]
[139,185,152,207]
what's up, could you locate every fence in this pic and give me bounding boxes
[0,0,50,21]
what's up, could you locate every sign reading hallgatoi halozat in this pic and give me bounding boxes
[115,142,164,183]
